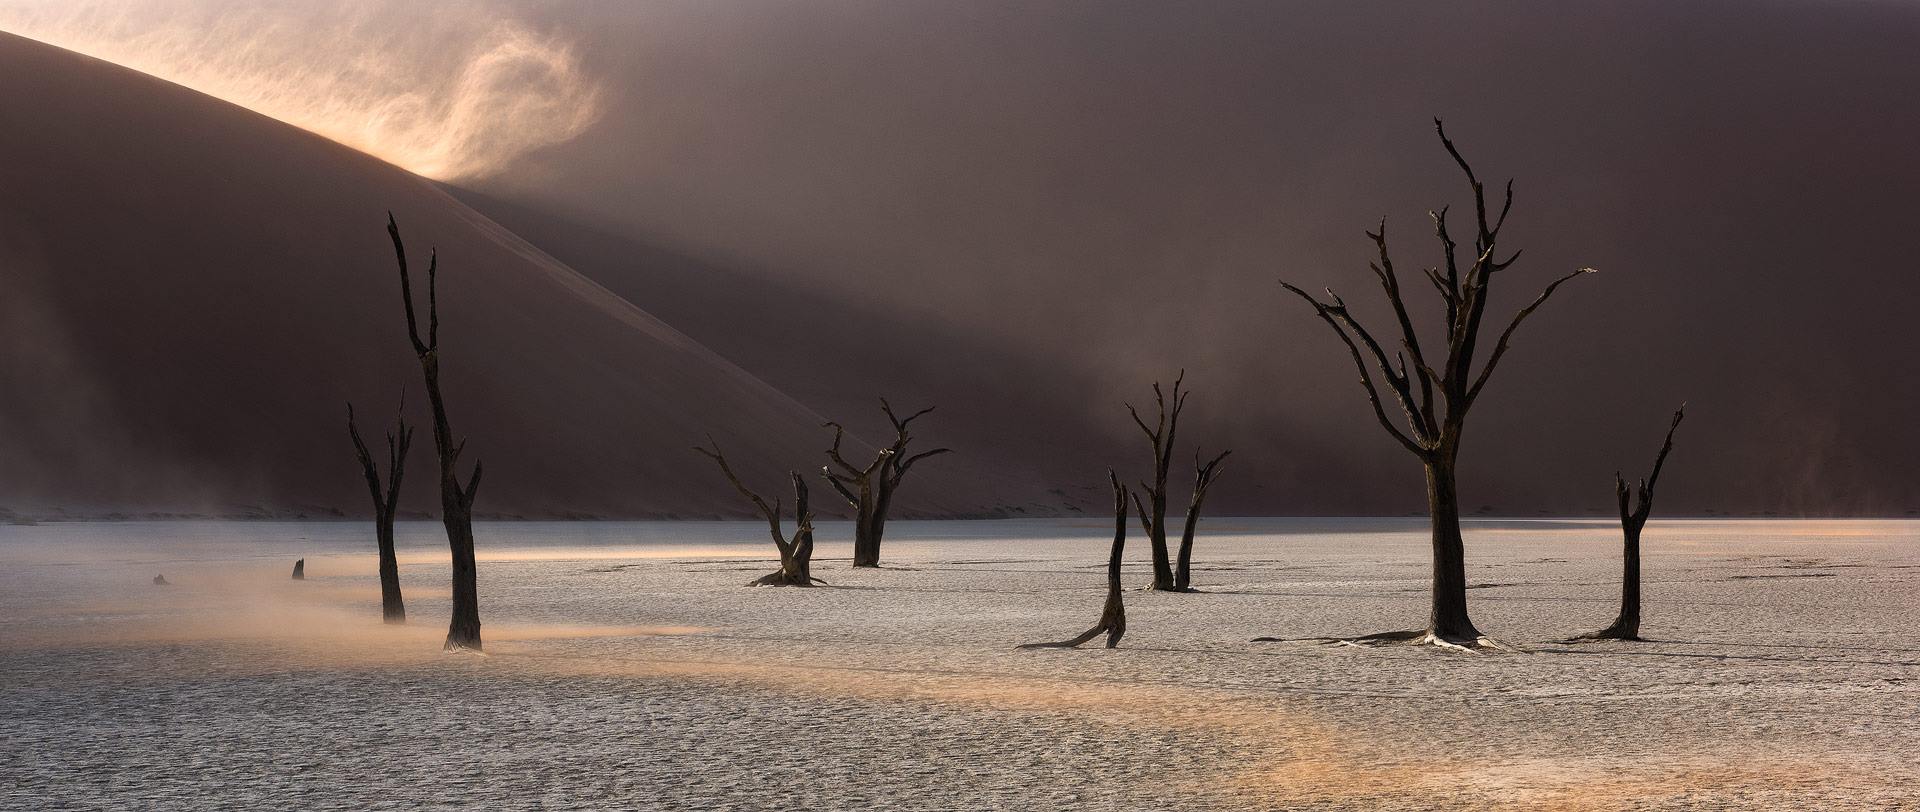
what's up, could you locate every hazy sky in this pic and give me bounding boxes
[499,1,1920,514]
[5,1,1920,514]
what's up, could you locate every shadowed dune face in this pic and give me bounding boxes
[0,32,1022,519]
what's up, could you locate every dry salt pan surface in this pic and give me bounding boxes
[2,519,1916,811]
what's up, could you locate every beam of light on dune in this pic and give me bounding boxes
[0,0,601,180]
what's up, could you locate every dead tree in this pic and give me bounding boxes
[1125,373,1188,591]
[1019,471,1129,649]
[1276,120,1593,652]
[348,395,413,624]
[695,438,819,586]
[387,214,484,651]
[1174,449,1231,592]
[822,399,951,568]
[1572,405,1685,642]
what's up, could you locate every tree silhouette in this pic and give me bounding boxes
[386,214,484,651]
[347,393,412,623]
[1276,120,1593,651]
[1175,449,1231,592]
[1571,405,1685,642]
[822,399,950,568]
[696,438,819,587]
[1125,373,1188,591]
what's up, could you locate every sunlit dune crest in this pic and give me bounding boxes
[0,0,600,179]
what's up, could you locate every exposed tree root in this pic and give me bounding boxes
[1560,624,1641,644]
[748,571,828,587]
[1017,621,1120,650]
[1253,628,1528,654]
[1019,471,1129,651]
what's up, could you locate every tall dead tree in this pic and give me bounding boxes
[1277,120,1593,651]
[386,214,484,651]
[822,399,950,568]
[1019,471,1129,649]
[348,395,413,624]
[1125,372,1189,591]
[1174,449,1231,592]
[695,438,819,586]
[1572,405,1685,642]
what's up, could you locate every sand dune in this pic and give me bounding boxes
[0,32,1010,519]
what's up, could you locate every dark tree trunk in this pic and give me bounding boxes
[1575,406,1684,642]
[440,474,481,650]
[387,215,484,651]
[1174,450,1230,592]
[291,559,305,580]
[749,472,818,587]
[1020,471,1128,649]
[823,400,949,569]
[349,397,412,624]
[1146,491,1171,589]
[852,494,880,568]
[1175,511,1198,592]
[866,476,896,566]
[1277,120,1593,651]
[1424,457,1479,640]
[374,516,405,622]
[431,362,483,649]
[1600,524,1643,638]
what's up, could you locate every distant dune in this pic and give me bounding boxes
[0,32,1006,519]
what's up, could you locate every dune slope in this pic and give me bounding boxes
[0,31,989,519]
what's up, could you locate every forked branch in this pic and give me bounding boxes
[696,437,819,586]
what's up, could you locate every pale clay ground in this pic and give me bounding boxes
[1,519,1915,811]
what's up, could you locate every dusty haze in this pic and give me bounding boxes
[0,0,601,180]
[3,3,1919,516]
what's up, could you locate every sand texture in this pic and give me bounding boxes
[2,518,1915,810]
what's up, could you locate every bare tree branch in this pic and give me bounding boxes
[1638,404,1687,512]
[1464,267,1596,406]
[1279,282,1427,456]
[387,213,428,356]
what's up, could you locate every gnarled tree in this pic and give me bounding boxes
[1571,405,1685,642]
[386,214,484,652]
[695,438,819,587]
[1125,373,1188,591]
[348,395,413,624]
[1175,449,1231,592]
[822,399,950,568]
[1277,120,1593,652]
[1019,471,1129,649]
